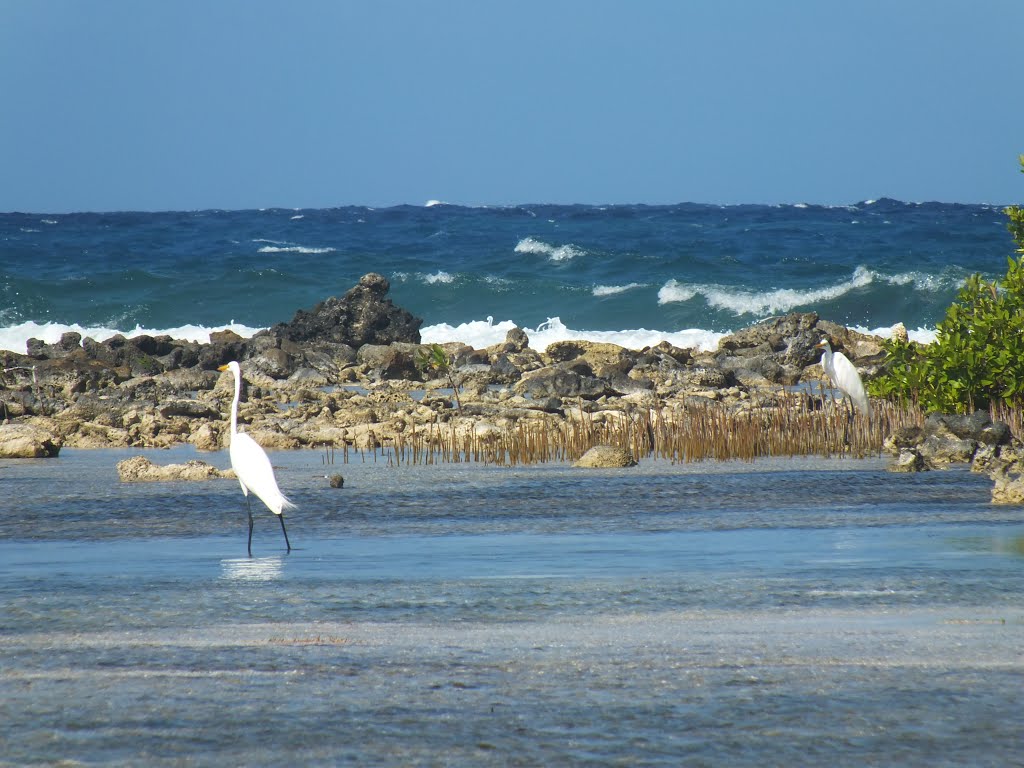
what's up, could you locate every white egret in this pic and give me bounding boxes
[816,338,869,417]
[218,361,294,555]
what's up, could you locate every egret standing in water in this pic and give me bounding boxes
[816,338,869,417]
[218,361,294,555]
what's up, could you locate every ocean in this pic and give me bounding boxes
[0,199,1015,354]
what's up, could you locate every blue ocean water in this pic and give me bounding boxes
[0,199,1015,353]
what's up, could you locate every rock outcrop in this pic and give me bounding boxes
[269,272,422,348]
[0,423,62,458]
[116,455,233,482]
[884,411,1013,471]
[574,445,638,468]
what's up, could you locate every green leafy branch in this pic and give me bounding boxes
[415,343,463,415]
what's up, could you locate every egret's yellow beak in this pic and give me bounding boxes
[217,364,229,372]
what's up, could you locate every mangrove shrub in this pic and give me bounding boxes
[868,156,1024,413]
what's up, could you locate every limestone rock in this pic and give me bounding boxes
[890,449,927,473]
[516,365,610,400]
[116,455,233,482]
[991,465,1024,505]
[544,340,638,378]
[574,444,638,468]
[885,411,1012,469]
[0,423,62,458]
[356,343,423,381]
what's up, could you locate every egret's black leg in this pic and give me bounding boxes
[278,514,292,553]
[246,496,255,557]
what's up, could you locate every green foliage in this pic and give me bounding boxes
[868,157,1024,413]
[415,343,452,377]
[415,343,463,414]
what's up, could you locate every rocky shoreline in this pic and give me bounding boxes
[3,273,1024,502]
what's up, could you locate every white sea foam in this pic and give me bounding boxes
[424,200,447,207]
[423,271,455,285]
[0,321,263,354]
[0,316,938,357]
[852,324,938,345]
[658,266,961,317]
[593,283,645,297]
[421,316,728,352]
[514,237,584,262]
[394,271,459,286]
[257,245,335,254]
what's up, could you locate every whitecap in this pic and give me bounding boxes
[656,280,699,304]
[514,237,584,262]
[424,199,446,207]
[593,283,645,297]
[423,271,455,285]
[879,270,964,292]
[257,245,335,254]
[658,265,889,316]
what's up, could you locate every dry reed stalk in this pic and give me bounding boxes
[324,395,927,468]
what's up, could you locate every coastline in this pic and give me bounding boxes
[1,274,909,458]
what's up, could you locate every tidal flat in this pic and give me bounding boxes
[1,448,1022,766]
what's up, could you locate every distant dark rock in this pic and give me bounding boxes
[267,272,422,348]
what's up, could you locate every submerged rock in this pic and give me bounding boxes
[889,449,927,473]
[574,445,638,469]
[117,455,233,482]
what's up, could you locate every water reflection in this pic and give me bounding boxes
[220,555,285,582]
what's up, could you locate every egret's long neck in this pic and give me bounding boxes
[229,370,240,438]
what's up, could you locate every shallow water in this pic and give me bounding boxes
[1,448,1022,766]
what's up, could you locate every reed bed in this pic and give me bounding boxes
[326,395,928,467]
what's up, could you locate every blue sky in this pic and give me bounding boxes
[2,1,1021,212]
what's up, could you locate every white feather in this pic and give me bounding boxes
[818,339,870,416]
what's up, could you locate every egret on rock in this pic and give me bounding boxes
[218,361,294,555]
[816,338,869,417]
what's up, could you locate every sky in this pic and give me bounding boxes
[1,1,1022,212]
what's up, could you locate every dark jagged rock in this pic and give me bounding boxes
[715,312,884,385]
[26,331,84,359]
[267,273,422,348]
[718,312,822,367]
